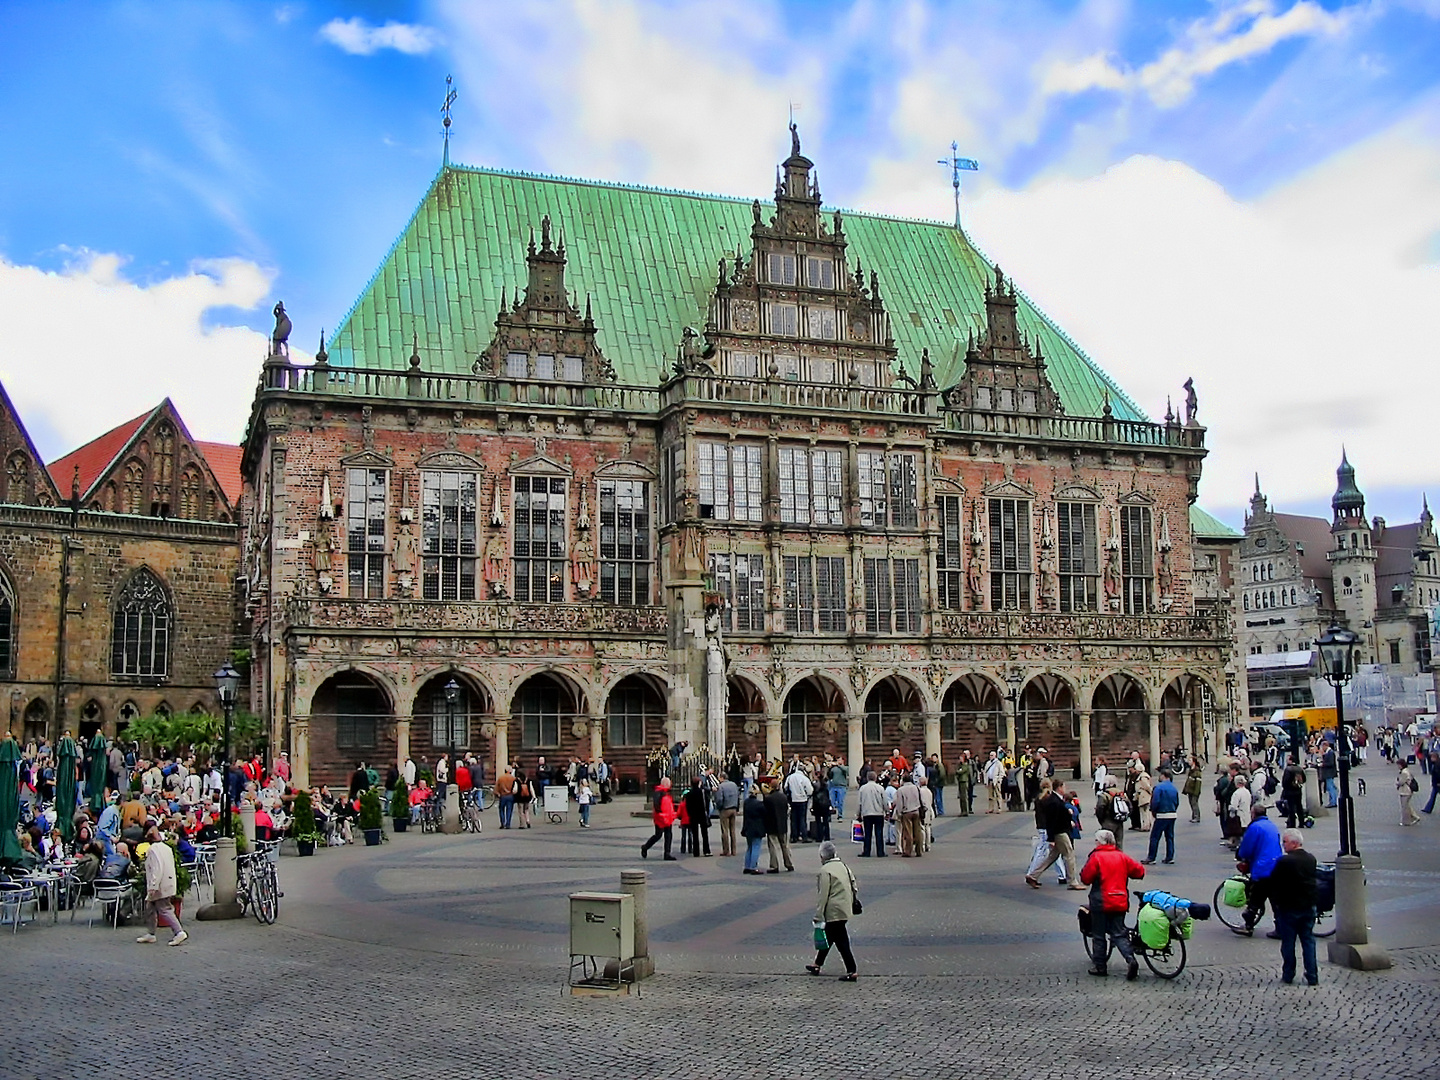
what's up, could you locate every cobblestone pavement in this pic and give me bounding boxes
[3,770,1437,1080]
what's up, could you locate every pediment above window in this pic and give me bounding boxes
[1055,483,1102,501]
[595,459,656,480]
[511,453,572,477]
[416,450,484,472]
[1118,490,1155,506]
[981,479,1035,499]
[340,450,394,469]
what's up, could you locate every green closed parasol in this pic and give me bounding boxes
[86,731,109,813]
[56,734,79,842]
[1,736,22,864]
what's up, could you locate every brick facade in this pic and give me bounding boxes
[242,137,1235,791]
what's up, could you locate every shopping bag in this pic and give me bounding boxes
[851,820,864,844]
[812,920,828,949]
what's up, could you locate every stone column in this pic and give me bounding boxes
[394,718,411,774]
[196,836,243,920]
[493,715,510,778]
[766,713,782,764]
[1004,698,1018,756]
[924,712,941,759]
[1078,710,1092,781]
[590,716,604,763]
[847,713,864,788]
[619,868,654,980]
[1148,711,1162,772]
[290,717,310,792]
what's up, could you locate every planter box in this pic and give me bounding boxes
[393,819,409,832]
[363,828,382,847]
[297,840,316,857]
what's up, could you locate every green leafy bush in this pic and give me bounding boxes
[358,788,383,831]
[290,790,322,843]
[391,781,410,822]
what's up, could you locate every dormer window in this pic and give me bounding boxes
[767,253,796,286]
[805,257,834,290]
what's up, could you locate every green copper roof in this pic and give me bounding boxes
[1190,504,1240,539]
[327,164,1146,421]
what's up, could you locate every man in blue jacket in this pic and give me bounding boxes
[1142,768,1181,865]
[1235,802,1283,936]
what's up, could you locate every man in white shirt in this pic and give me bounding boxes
[917,775,935,851]
[402,757,417,787]
[857,775,887,857]
[784,766,814,843]
[896,775,923,856]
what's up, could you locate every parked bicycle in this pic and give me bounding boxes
[1214,866,1336,938]
[236,840,281,925]
[460,789,484,833]
[1078,890,1210,979]
[415,795,443,834]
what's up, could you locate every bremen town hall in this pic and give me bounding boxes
[0,128,1240,790]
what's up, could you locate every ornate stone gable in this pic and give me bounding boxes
[81,400,234,521]
[0,380,60,507]
[944,266,1063,418]
[474,215,615,383]
[689,126,897,387]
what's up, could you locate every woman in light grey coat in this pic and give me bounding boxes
[805,841,858,980]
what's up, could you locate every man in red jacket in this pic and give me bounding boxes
[1079,828,1146,979]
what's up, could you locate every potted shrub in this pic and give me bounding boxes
[359,788,383,846]
[290,790,322,856]
[391,780,411,832]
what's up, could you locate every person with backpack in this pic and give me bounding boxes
[1095,777,1129,851]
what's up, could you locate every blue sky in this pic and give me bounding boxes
[1,0,1437,527]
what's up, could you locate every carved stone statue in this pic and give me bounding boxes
[571,534,595,599]
[313,517,338,573]
[483,532,507,597]
[967,551,984,603]
[1104,546,1121,609]
[271,302,292,353]
[705,635,726,754]
[1157,550,1174,612]
[789,121,801,158]
[392,521,419,576]
[1183,377,1198,425]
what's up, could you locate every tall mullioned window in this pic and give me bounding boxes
[778,447,843,526]
[864,558,922,633]
[783,555,846,633]
[1121,505,1154,614]
[989,498,1032,611]
[111,569,171,680]
[936,495,965,610]
[697,442,763,522]
[0,571,15,679]
[513,476,567,603]
[421,471,478,600]
[710,552,766,632]
[857,452,919,529]
[599,479,650,605]
[346,468,388,598]
[1057,502,1099,613]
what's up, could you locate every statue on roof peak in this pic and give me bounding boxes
[271,301,291,354]
[790,120,801,158]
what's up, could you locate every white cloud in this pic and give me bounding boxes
[955,117,1440,516]
[319,16,439,56]
[1040,1,1359,108]
[0,252,292,459]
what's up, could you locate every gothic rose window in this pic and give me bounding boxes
[111,568,171,680]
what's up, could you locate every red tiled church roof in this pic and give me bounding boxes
[195,440,243,505]
[46,406,155,499]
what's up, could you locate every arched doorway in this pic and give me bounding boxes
[1161,674,1212,766]
[511,672,584,771]
[22,698,48,746]
[411,673,491,770]
[310,672,393,789]
[1090,673,1148,765]
[941,675,1003,758]
[782,675,846,757]
[605,673,667,782]
[725,676,768,762]
[864,676,925,760]
[1021,674,1079,771]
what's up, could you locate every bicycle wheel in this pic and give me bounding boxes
[1141,934,1186,979]
[1313,909,1336,939]
[1213,880,1250,933]
[256,866,278,925]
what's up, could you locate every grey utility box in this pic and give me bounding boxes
[569,892,635,961]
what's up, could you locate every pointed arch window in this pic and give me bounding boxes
[111,569,171,679]
[178,466,202,519]
[0,570,15,678]
[122,460,145,515]
[5,451,29,504]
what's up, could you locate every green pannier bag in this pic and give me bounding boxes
[1137,903,1171,949]
[1222,878,1248,908]
[1179,916,1195,940]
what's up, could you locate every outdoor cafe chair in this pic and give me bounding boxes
[89,880,131,929]
[0,881,41,933]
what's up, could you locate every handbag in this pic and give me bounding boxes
[813,920,829,949]
[844,864,863,915]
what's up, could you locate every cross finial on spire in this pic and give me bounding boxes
[440,74,458,167]
[937,141,980,230]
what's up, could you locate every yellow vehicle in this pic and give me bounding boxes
[1253,708,1338,749]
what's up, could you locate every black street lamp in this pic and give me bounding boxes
[1314,624,1390,969]
[215,662,241,839]
[1315,625,1359,856]
[444,677,460,797]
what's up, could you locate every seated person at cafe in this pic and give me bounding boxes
[409,779,432,806]
[73,841,104,884]
[98,841,133,882]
